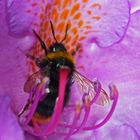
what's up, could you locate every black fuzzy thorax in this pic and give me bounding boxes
[36,54,75,117]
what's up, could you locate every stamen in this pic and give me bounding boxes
[21,68,70,137]
[71,96,91,134]
[36,68,70,136]
[91,80,102,104]
[19,70,118,139]
[24,83,43,125]
[63,103,82,140]
[55,82,118,138]
[83,84,118,130]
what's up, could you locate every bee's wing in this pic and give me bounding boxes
[24,66,50,93]
[73,71,110,106]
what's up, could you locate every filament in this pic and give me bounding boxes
[19,75,118,139]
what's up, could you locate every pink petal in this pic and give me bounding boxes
[129,0,140,13]
[0,0,35,113]
[0,0,135,139]
[0,94,25,140]
[25,133,39,140]
[95,123,140,140]
[6,0,44,36]
[76,10,140,139]
[18,0,131,55]
[86,0,130,47]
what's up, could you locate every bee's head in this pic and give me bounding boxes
[49,21,68,52]
[49,43,67,52]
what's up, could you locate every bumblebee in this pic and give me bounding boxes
[19,21,109,122]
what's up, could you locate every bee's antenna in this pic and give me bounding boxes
[61,24,68,43]
[50,21,58,43]
[33,30,48,54]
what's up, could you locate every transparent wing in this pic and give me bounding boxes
[18,66,50,117]
[73,71,110,106]
[24,66,50,93]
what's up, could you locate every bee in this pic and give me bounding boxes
[19,21,109,122]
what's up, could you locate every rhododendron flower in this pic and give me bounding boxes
[0,0,140,140]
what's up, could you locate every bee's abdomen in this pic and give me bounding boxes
[36,55,74,117]
[36,78,72,117]
[36,95,56,117]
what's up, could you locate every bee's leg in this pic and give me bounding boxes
[26,53,41,67]
[33,30,48,54]
[18,47,41,67]
[18,90,35,117]
[72,45,81,56]
[18,100,31,117]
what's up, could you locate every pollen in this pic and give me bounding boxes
[74,34,79,41]
[60,9,69,19]
[78,20,84,27]
[26,9,31,13]
[79,36,86,41]
[34,12,38,16]
[73,12,81,20]
[31,2,37,7]
[52,8,58,22]
[65,34,72,43]
[92,16,101,20]
[44,21,49,29]
[82,0,88,2]
[54,0,61,8]
[85,25,92,29]
[91,3,102,9]
[87,10,92,15]
[32,22,38,26]
[57,22,65,32]
[75,103,81,114]
[41,0,44,2]
[45,37,51,47]
[72,41,77,46]
[67,20,72,29]
[45,3,52,11]
[66,45,70,50]
[56,34,61,41]
[40,13,44,20]
[71,27,78,34]
[63,0,71,8]
[71,3,80,15]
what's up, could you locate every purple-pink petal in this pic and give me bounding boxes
[0,95,25,140]
[95,123,140,140]
[0,0,35,113]
[129,0,140,13]
[0,0,139,139]
[6,0,39,37]
[87,0,130,47]
[76,10,140,139]
[6,0,131,50]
